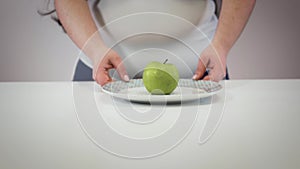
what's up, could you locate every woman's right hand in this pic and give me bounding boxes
[92,47,129,86]
[55,0,129,86]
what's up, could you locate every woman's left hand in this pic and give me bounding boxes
[192,43,227,82]
[191,0,256,82]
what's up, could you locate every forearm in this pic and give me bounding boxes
[55,0,105,62]
[212,0,256,56]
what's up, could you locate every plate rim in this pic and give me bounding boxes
[101,79,222,103]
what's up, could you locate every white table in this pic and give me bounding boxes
[0,80,299,169]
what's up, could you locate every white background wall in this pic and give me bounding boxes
[0,0,299,81]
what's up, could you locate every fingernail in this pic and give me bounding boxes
[192,74,197,80]
[123,75,130,81]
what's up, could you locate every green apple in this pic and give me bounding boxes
[142,60,179,95]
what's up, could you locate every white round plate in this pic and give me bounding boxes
[102,79,222,103]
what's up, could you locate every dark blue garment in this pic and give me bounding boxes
[214,0,222,17]
[73,60,93,81]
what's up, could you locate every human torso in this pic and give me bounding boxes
[81,0,217,79]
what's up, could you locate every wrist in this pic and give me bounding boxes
[81,32,108,65]
[211,39,230,59]
[87,45,109,66]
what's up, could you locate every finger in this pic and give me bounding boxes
[204,69,225,82]
[93,56,114,86]
[110,55,129,82]
[203,75,211,81]
[92,58,103,80]
[95,70,112,86]
[193,59,207,80]
[93,63,99,80]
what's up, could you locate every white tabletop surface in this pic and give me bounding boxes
[0,80,299,169]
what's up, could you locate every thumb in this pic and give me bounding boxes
[110,56,130,82]
[193,59,207,80]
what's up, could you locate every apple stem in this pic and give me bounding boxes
[163,59,168,64]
